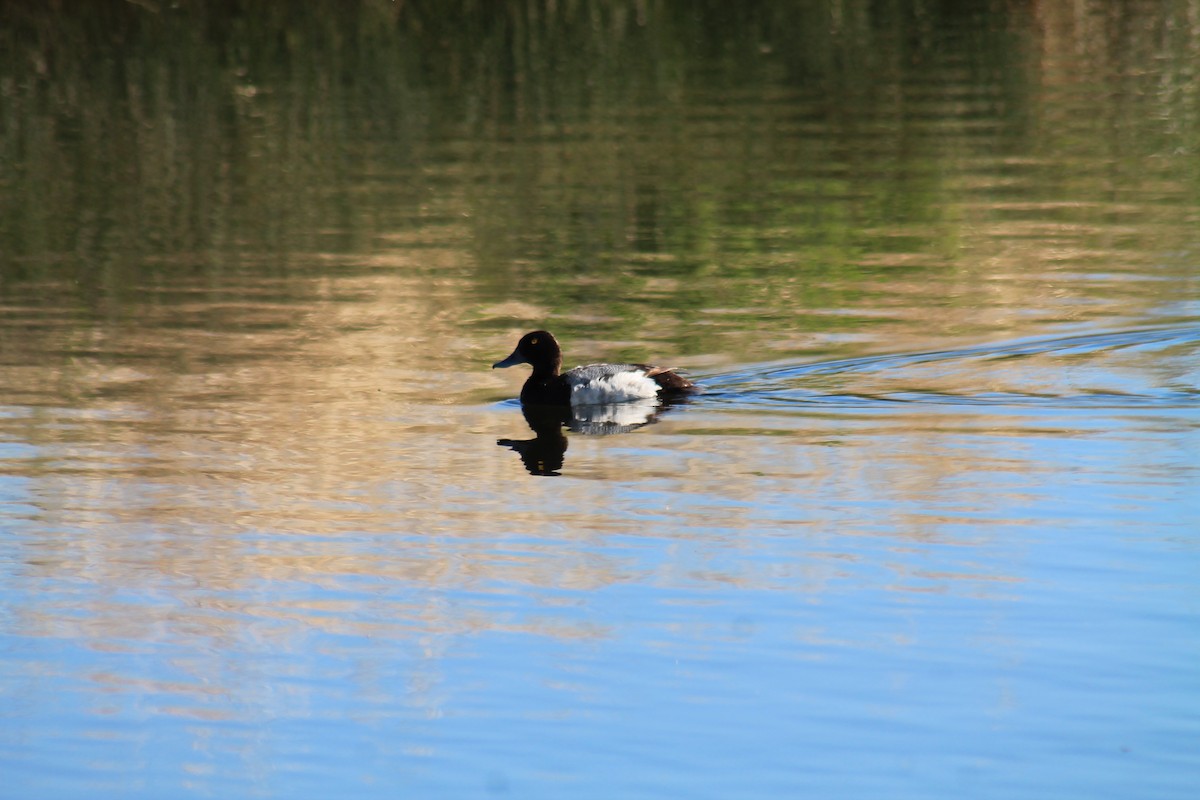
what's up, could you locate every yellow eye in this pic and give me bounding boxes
[530,337,539,344]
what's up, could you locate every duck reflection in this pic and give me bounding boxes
[497,398,686,476]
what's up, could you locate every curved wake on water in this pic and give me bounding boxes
[698,326,1200,410]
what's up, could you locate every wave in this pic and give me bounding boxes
[698,325,1200,410]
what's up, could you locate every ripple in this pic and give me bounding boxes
[700,326,1200,410]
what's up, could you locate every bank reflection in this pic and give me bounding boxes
[497,399,691,476]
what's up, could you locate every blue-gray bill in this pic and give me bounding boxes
[492,349,526,369]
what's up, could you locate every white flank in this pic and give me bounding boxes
[567,366,660,405]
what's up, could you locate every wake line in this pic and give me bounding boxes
[698,325,1200,410]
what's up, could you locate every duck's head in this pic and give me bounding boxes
[493,330,562,375]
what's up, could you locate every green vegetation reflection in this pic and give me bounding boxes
[2,1,1197,360]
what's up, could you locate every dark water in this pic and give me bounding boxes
[1,2,1198,798]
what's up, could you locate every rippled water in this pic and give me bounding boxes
[2,3,1199,799]
[711,326,1200,407]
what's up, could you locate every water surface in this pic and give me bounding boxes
[1,3,1198,798]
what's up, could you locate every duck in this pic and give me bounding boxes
[492,330,698,406]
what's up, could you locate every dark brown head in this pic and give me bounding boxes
[492,330,563,377]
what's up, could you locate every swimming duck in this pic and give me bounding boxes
[492,330,697,406]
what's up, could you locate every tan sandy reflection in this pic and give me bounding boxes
[4,259,1046,653]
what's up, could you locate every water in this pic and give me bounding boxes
[1,2,1199,798]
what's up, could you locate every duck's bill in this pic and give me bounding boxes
[492,349,526,369]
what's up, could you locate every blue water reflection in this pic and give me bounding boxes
[3,323,1196,798]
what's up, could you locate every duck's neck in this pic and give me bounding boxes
[530,357,561,380]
